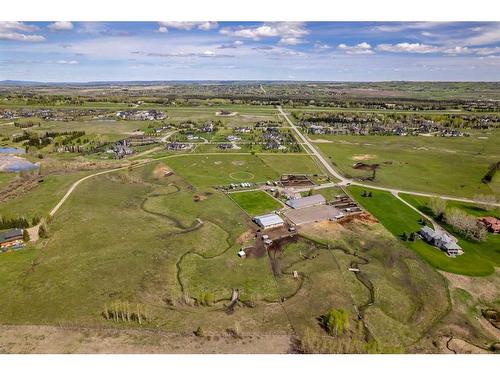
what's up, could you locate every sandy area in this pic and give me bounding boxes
[441,269,500,303]
[0,325,293,354]
[351,154,376,161]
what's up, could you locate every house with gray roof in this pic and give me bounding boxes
[419,226,462,256]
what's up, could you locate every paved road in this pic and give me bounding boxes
[277,106,500,209]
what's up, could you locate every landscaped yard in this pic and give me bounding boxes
[229,190,282,216]
[348,185,498,276]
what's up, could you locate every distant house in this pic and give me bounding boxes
[286,194,326,209]
[254,213,284,229]
[479,217,500,234]
[419,226,463,256]
[218,143,233,150]
[0,228,24,250]
[166,142,189,151]
[201,122,214,132]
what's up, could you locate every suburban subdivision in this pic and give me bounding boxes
[0,80,498,354]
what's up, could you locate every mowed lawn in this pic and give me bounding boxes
[315,130,500,199]
[229,190,282,216]
[348,186,497,276]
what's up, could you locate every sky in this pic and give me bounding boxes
[0,21,499,82]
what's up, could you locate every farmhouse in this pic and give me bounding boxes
[254,213,284,229]
[419,226,463,256]
[286,194,326,209]
[0,228,24,250]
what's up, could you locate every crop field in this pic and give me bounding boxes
[229,190,282,216]
[313,130,500,198]
[348,186,499,276]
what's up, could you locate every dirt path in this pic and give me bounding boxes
[0,324,294,354]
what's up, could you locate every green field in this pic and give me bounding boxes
[229,190,282,216]
[348,186,498,276]
[315,130,500,199]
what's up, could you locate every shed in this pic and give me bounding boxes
[254,213,284,229]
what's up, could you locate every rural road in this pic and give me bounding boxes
[45,110,499,221]
[277,106,500,208]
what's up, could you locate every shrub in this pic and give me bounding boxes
[320,308,349,336]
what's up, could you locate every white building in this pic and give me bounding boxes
[254,213,284,229]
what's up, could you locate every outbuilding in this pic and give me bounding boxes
[254,213,284,229]
[285,194,326,209]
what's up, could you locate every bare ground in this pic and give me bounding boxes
[0,325,294,354]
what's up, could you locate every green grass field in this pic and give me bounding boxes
[315,130,500,199]
[348,186,497,276]
[229,190,282,216]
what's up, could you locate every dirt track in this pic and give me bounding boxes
[0,324,294,354]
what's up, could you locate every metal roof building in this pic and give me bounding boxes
[254,213,284,229]
[285,194,326,209]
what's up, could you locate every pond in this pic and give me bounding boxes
[0,155,38,172]
[0,147,25,154]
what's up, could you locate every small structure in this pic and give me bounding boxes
[419,226,463,256]
[0,228,24,251]
[479,217,500,234]
[238,250,247,258]
[286,194,326,209]
[254,213,284,229]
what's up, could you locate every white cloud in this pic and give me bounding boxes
[157,21,218,32]
[314,42,330,50]
[463,24,500,46]
[220,22,308,43]
[48,21,74,31]
[0,22,39,32]
[56,60,79,65]
[218,40,243,49]
[278,37,303,45]
[338,42,374,54]
[376,43,439,54]
[373,22,447,33]
[0,32,45,42]
[0,22,44,42]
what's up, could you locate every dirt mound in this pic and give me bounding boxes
[352,154,376,161]
[153,164,173,179]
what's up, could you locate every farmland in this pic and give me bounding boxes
[0,82,499,354]
[313,130,500,199]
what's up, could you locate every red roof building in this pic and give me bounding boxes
[479,217,500,234]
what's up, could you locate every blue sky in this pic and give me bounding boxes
[0,21,499,81]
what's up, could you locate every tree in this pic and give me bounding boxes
[428,197,447,219]
[38,224,48,239]
[408,232,416,242]
[401,232,408,241]
[23,229,30,242]
[194,326,204,337]
[444,207,487,242]
[321,308,349,336]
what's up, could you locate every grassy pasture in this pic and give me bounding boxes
[348,185,496,276]
[229,190,282,216]
[314,130,500,199]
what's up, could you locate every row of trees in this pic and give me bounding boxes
[428,197,490,242]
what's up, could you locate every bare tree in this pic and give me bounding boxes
[473,194,497,211]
